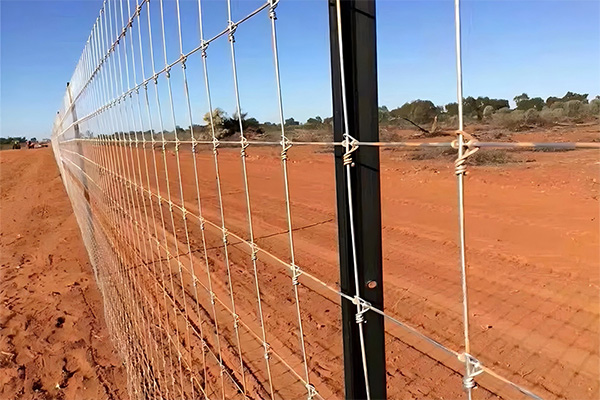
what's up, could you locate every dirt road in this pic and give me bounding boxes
[0,148,128,400]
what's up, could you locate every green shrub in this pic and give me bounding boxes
[483,105,495,119]
[540,106,564,123]
[468,150,515,165]
[410,147,456,161]
[590,98,600,116]
[564,100,584,118]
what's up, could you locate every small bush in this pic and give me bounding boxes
[410,147,456,161]
[590,98,600,116]
[468,150,514,165]
[531,146,575,153]
[564,100,584,118]
[524,108,542,124]
[540,107,565,123]
[483,105,495,119]
[408,148,515,166]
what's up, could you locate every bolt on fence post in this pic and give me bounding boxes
[328,0,387,399]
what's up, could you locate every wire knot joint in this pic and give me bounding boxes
[458,352,483,391]
[341,134,359,167]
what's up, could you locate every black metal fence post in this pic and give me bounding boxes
[328,0,387,399]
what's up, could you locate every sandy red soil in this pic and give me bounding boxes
[0,148,129,400]
[6,125,598,400]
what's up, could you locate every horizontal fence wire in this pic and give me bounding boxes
[50,0,595,399]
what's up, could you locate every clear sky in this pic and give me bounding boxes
[1,0,599,139]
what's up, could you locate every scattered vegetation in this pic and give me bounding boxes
[87,91,597,146]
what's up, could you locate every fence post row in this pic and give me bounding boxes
[328,0,387,398]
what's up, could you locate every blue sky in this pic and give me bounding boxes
[1,0,599,139]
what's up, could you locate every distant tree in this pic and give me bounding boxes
[390,100,437,124]
[30,137,38,142]
[471,97,509,119]
[0,136,26,145]
[546,96,561,107]
[306,116,323,125]
[514,93,543,111]
[285,117,299,126]
[378,106,391,123]
[547,92,589,107]
[561,91,588,103]
[323,116,333,125]
[445,102,458,115]
[245,117,260,128]
[232,111,248,123]
[462,96,477,116]
[224,110,262,133]
[203,108,226,128]
[514,93,530,104]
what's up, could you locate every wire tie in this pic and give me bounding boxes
[212,138,220,154]
[352,296,371,324]
[452,131,480,176]
[174,140,180,152]
[199,217,205,231]
[222,228,228,244]
[240,136,249,157]
[263,342,271,360]
[341,134,359,167]
[209,291,216,305]
[291,263,302,285]
[180,54,187,69]
[233,314,239,329]
[200,40,209,58]
[458,352,483,390]
[268,0,279,19]
[280,137,292,161]
[227,21,237,42]
[306,383,317,400]
[251,243,258,261]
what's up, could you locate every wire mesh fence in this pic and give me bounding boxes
[51,0,598,399]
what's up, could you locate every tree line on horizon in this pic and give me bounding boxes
[58,90,598,141]
[201,91,597,135]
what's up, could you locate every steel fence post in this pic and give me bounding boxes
[328,0,387,398]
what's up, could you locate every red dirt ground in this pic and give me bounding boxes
[5,124,598,400]
[0,148,129,400]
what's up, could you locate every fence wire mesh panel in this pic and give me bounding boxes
[50,0,598,399]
